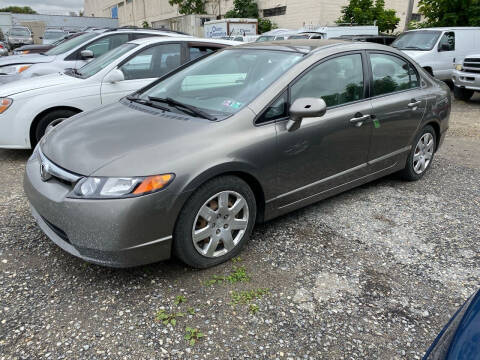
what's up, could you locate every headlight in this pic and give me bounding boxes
[0,64,32,75]
[455,64,463,71]
[70,174,174,199]
[0,98,13,114]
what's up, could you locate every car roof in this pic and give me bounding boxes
[234,39,347,53]
[407,27,480,32]
[128,36,239,46]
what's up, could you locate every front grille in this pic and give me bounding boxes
[463,58,480,74]
[42,217,70,243]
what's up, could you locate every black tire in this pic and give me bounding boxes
[32,109,78,147]
[173,176,257,269]
[399,125,437,181]
[453,86,474,101]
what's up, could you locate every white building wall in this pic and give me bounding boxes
[84,0,421,32]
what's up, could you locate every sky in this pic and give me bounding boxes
[0,0,84,15]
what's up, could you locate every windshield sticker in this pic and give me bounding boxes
[222,100,243,109]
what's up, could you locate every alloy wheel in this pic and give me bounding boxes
[192,191,249,258]
[413,132,434,174]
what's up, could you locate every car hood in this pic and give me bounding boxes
[0,54,55,66]
[0,72,81,96]
[41,101,218,177]
[401,50,428,60]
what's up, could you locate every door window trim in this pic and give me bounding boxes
[65,33,133,61]
[366,50,421,100]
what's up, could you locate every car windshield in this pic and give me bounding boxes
[10,28,30,37]
[139,49,303,118]
[392,31,441,51]
[45,32,98,56]
[76,43,137,78]
[44,31,65,40]
[256,36,275,42]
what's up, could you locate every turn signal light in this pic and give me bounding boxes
[0,98,13,114]
[133,174,174,195]
[18,65,31,73]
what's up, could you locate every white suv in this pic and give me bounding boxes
[0,37,238,149]
[0,28,190,85]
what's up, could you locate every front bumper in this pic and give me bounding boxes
[452,70,480,91]
[23,152,179,267]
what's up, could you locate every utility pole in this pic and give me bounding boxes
[405,0,414,31]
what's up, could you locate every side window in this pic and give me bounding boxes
[189,45,216,61]
[370,53,419,96]
[120,43,181,80]
[438,32,455,52]
[290,54,364,107]
[257,91,288,124]
[132,33,161,40]
[84,34,129,58]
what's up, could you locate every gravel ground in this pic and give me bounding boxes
[1,96,479,359]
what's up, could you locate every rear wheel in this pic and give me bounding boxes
[399,125,436,181]
[32,109,79,147]
[173,176,256,268]
[453,86,474,101]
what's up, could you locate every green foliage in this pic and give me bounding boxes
[187,307,195,315]
[168,0,206,15]
[258,18,277,33]
[230,288,269,305]
[142,20,150,28]
[416,0,480,27]
[204,265,251,286]
[184,327,204,346]
[155,309,185,326]
[0,6,36,14]
[174,295,187,305]
[249,303,259,314]
[225,0,259,18]
[336,0,399,33]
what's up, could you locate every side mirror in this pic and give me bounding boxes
[438,43,450,52]
[103,68,125,83]
[287,97,327,131]
[80,49,94,59]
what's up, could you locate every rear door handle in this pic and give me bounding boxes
[350,114,371,127]
[408,100,422,108]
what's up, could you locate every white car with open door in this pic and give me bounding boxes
[0,37,238,149]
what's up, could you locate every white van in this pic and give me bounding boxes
[392,27,480,81]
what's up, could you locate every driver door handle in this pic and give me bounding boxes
[408,99,422,108]
[350,114,371,127]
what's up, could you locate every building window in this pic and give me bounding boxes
[411,13,421,21]
[118,2,124,7]
[263,6,286,17]
[126,0,133,3]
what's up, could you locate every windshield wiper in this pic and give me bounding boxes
[126,95,170,112]
[148,96,217,121]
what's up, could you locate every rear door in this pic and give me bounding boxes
[100,42,182,104]
[367,51,427,171]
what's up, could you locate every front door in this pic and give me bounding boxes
[366,52,427,171]
[435,31,455,79]
[273,52,373,208]
[101,42,182,105]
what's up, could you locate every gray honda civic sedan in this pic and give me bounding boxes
[24,40,451,268]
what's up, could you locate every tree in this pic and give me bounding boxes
[142,21,150,28]
[168,0,206,15]
[0,6,36,14]
[416,0,480,27]
[258,18,277,33]
[224,0,277,34]
[336,0,400,33]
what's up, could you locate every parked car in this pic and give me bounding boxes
[452,55,480,100]
[6,26,33,49]
[24,40,450,268]
[288,32,324,39]
[221,35,259,42]
[0,41,8,56]
[392,27,480,80]
[423,289,480,359]
[41,29,67,45]
[0,28,190,85]
[334,34,397,45]
[13,32,85,55]
[256,34,289,41]
[0,37,237,149]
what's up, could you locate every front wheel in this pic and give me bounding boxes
[173,176,257,268]
[453,86,474,101]
[399,125,436,181]
[32,109,79,147]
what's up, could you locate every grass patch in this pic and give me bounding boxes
[230,288,269,305]
[204,265,251,286]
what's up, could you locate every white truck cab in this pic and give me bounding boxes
[392,27,480,81]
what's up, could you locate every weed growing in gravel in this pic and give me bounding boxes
[232,256,242,263]
[187,307,195,315]
[249,304,259,314]
[184,327,204,346]
[155,310,185,326]
[174,295,186,305]
[230,288,270,305]
[204,265,251,286]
